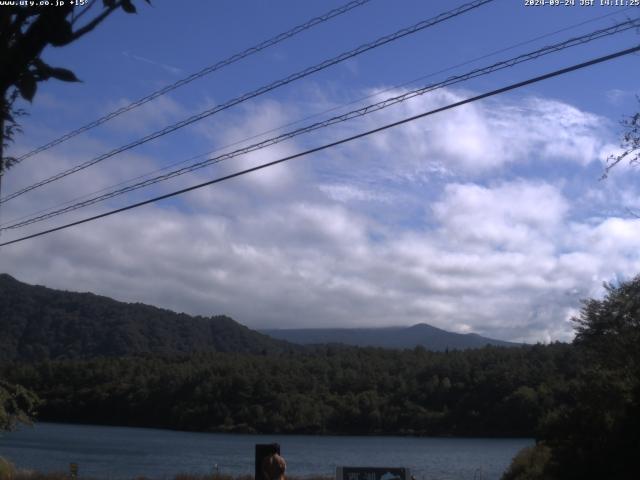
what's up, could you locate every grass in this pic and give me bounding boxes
[0,458,15,480]
[0,462,332,480]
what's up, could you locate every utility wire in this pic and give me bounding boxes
[11,0,373,164]
[0,0,496,206]
[3,17,638,231]
[3,6,631,230]
[2,43,638,248]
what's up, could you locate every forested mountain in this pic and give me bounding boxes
[261,324,519,350]
[0,273,515,361]
[0,274,295,361]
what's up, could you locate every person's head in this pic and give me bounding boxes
[262,453,286,480]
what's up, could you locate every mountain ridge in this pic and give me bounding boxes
[261,322,520,350]
[1,273,521,361]
[0,273,296,361]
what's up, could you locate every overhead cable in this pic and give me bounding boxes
[3,5,631,230]
[11,0,373,164]
[3,17,638,231]
[2,43,638,248]
[0,0,496,205]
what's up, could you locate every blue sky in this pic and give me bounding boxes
[1,0,639,342]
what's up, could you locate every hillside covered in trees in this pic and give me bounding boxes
[1,274,519,360]
[0,272,573,439]
[1,343,574,437]
[0,274,296,361]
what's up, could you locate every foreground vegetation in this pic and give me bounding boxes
[0,381,38,431]
[501,276,640,479]
[3,275,639,478]
[0,459,329,480]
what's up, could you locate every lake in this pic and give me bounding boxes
[0,423,532,480]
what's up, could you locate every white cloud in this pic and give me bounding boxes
[103,95,189,135]
[2,87,638,344]
[605,88,637,106]
[432,181,568,252]
[331,89,611,178]
[122,51,184,76]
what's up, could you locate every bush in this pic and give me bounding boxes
[0,458,15,480]
[13,473,68,480]
[501,444,553,480]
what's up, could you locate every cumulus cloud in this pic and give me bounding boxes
[2,86,638,344]
[432,181,568,252]
[328,88,611,178]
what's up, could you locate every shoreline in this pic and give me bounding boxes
[19,420,534,441]
[1,423,530,480]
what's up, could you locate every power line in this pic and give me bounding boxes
[2,43,638,248]
[3,16,638,231]
[11,0,373,165]
[3,6,631,230]
[0,0,496,206]
[380,5,638,101]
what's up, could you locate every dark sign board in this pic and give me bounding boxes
[255,443,281,480]
[337,467,410,480]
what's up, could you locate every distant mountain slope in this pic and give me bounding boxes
[0,274,295,361]
[261,323,520,350]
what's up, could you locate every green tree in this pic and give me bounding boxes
[501,444,552,480]
[604,99,640,178]
[550,276,640,479]
[0,0,149,191]
[573,276,640,371]
[504,274,640,479]
[0,380,39,431]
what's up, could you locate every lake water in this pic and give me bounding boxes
[0,423,532,480]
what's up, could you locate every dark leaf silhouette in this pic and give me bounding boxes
[121,0,137,14]
[0,1,150,172]
[49,67,81,83]
[47,19,74,46]
[17,75,37,102]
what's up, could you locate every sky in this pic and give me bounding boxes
[1,0,639,343]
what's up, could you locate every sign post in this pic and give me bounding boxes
[255,443,281,480]
[69,463,78,480]
[337,467,411,480]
